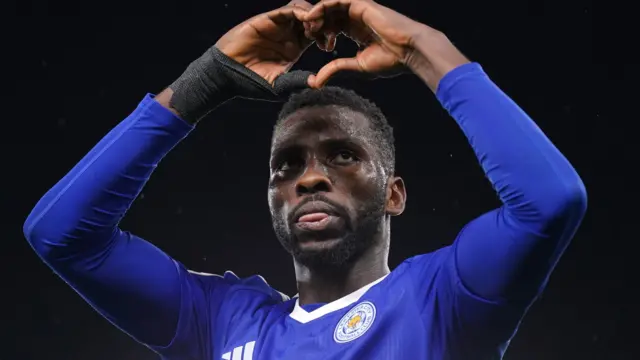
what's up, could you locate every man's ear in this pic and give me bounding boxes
[385,176,406,216]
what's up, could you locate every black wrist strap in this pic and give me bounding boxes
[169,46,312,123]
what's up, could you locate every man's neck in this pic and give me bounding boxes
[294,244,390,306]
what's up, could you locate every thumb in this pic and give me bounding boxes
[313,57,364,88]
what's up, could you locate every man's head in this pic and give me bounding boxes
[268,86,406,270]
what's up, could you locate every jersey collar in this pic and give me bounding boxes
[289,275,387,324]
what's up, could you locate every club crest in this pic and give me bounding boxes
[333,301,377,344]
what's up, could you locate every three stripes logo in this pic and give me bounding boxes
[222,341,256,360]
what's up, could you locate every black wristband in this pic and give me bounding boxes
[169,46,312,123]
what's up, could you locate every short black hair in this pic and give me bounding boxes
[275,86,395,173]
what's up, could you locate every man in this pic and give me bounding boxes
[24,0,587,359]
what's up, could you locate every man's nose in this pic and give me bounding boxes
[296,161,332,195]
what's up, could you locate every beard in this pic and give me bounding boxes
[272,186,387,270]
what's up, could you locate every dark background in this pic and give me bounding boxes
[7,0,633,359]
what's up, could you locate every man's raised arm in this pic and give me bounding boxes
[402,28,589,303]
[23,92,195,347]
[408,29,588,354]
[24,2,315,355]
[431,61,587,303]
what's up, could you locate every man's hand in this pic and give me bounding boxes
[159,0,325,123]
[215,0,315,85]
[303,0,470,90]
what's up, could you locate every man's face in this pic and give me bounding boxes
[268,105,390,269]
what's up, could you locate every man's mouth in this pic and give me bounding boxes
[292,201,344,233]
[296,212,337,231]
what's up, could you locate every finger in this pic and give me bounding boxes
[304,20,328,45]
[265,5,314,47]
[267,5,309,25]
[306,0,382,38]
[305,0,351,22]
[305,0,374,46]
[287,0,313,10]
[307,74,317,88]
[313,57,363,87]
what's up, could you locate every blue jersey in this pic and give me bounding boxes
[174,247,520,360]
[24,63,587,359]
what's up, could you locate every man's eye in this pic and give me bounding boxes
[278,161,292,171]
[277,159,302,173]
[332,151,358,165]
